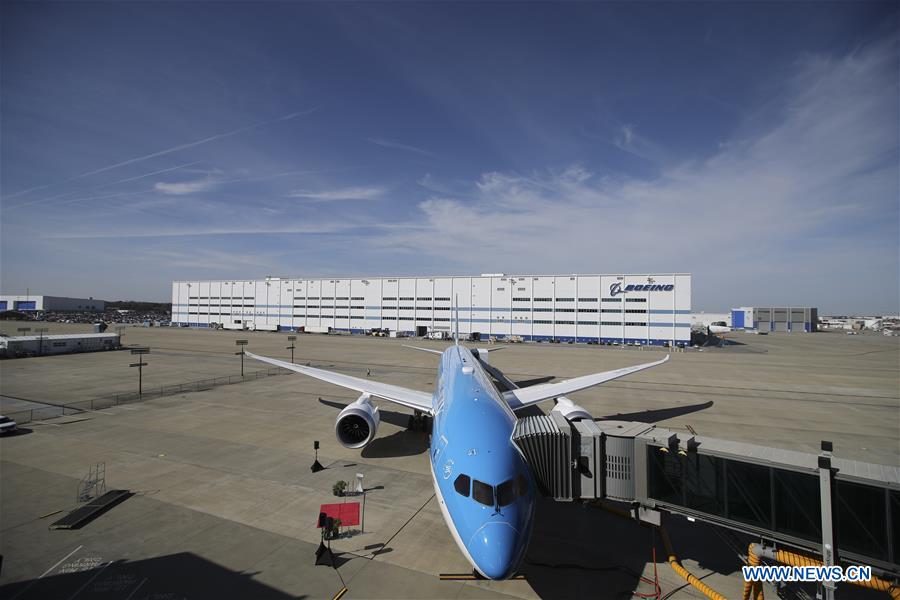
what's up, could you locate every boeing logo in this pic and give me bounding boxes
[609,282,675,296]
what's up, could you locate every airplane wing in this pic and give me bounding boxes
[245,351,434,414]
[501,354,670,411]
[402,345,443,355]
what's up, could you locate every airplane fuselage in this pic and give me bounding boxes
[428,345,535,580]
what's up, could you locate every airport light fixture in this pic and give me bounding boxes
[311,440,324,472]
[34,327,48,356]
[130,347,150,397]
[286,335,297,364]
[235,339,248,377]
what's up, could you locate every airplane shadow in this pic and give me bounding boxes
[597,400,713,424]
[514,375,556,388]
[361,429,429,458]
[522,497,755,599]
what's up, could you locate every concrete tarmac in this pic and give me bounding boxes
[1,323,897,599]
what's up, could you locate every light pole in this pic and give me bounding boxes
[311,440,324,472]
[235,339,248,376]
[35,327,48,356]
[130,347,150,397]
[286,335,297,364]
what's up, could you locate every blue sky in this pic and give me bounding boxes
[1,2,897,313]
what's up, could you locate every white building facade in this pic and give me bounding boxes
[172,273,692,346]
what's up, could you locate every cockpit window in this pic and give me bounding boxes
[472,480,494,506]
[454,474,470,497]
[496,480,515,506]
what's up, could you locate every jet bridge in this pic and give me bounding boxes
[512,414,900,578]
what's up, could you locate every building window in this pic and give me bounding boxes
[626,298,647,303]
[578,298,598,302]
[602,298,622,303]
[578,309,598,313]
[533,297,552,302]
[601,309,621,314]
[555,320,575,325]
[556,297,574,302]
[577,321,598,325]
[512,297,530,302]
[625,322,647,326]
[625,309,647,314]
[601,321,622,326]
[533,320,552,324]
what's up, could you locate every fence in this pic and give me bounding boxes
[4,366,291,425]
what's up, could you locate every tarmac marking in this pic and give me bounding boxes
[9,544,84,600]
[123,577,148,600]
[66,560,111,600]
[39,545,84,578]
[332,586,348,600]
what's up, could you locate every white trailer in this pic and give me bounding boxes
[305,325,332,334]
[0,333,120,358]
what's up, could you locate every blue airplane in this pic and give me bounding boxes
[246,323,668,580]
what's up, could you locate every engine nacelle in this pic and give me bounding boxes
[551,396,593,421]
[335,394,380,449]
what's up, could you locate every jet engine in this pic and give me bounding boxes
[335,394,380,449]
[550,396,592,421]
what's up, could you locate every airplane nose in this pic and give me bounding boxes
[469,522,519,580]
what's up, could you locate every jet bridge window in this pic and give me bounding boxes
[472,480,494,507]
[454,474,470,497]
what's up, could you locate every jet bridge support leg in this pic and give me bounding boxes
[818,441,837,600]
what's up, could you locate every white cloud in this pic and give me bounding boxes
[363,37,898,312]
[288,186,386,201]
[154,177,218,195]
[365,137,435,157]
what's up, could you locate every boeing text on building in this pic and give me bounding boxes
[172,273,691,346]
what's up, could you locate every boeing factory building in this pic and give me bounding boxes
[172,273,692,346]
